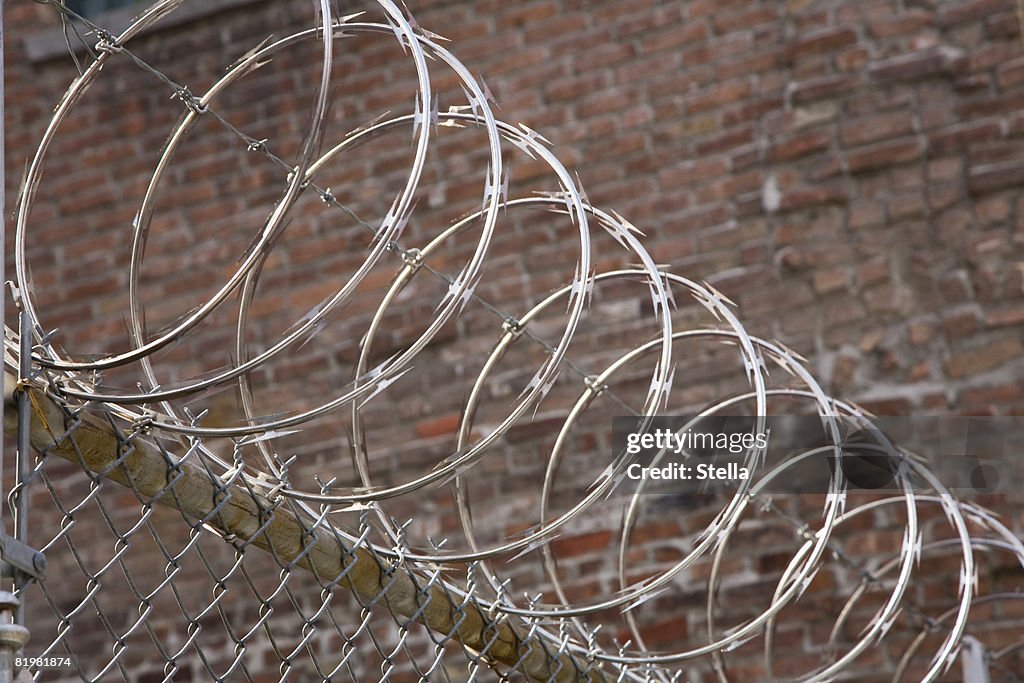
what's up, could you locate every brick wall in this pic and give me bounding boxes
[5,0,1024,680]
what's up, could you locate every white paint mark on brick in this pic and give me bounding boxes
[763,173,781,213]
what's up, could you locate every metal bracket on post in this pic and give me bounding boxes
[0,537,45,583]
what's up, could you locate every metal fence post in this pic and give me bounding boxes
[961,636,991,683]
[0,593,28,683]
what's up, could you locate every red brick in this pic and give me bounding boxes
[835,46,870,72]
[908,318,937,346]
[977,195,1011,224]
[938,271,975,303]
[959,90,1024,119]
[787,26,859,60]
[945,337,1024,378]
[868,46,967,82]
[927,159,964,184]
[938,0,1016,26]
[779,186,849,211]
[813,269,849,295]
[867,9,934,38]
[714,6,778,34]
[855,258,890,288]
[930,120,1003,154]
[969,160,1024,195]
[694,126,754,155]
[723,95,785,126]
[682,32,753,67]
[543,72,608,102]
[986,306,1024,328]
[790,74,856,104]
[573,42,634,71]
[659,157,729,187]
[718,50,784,80]
[960,382,1023,407]
[847,138,922,174]
[969,40,1020,72]
[864,284,909,314]
[942,308,983,339]
[635,616,689,647]
[684,79,753,114]
[848,201,885,229]
[888,192,927,221]
[414,413,462,439]
[927,183,964,212]
[857,397,914,416]
[1003,54,1024,88]
[497,2,558,28]
[840,112,915,148]
[642,21,709,52]
[954,73,992,94]
[769,129,831,162]
[550,530,612,558]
